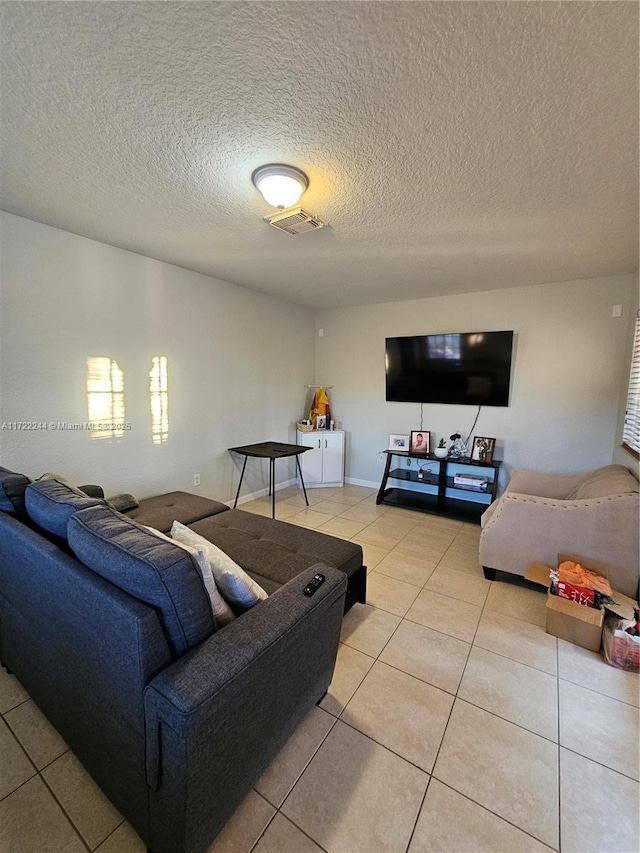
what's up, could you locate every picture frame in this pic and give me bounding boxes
[409,430,430,455]
[388,433,410,451]
[471,436,496,463]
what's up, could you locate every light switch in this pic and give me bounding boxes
[612,305,623,318]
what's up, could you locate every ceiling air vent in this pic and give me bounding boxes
[265,206,326,236]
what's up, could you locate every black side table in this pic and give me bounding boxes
[228,441,311,519]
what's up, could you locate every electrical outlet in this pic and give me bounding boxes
[193,474,201,487]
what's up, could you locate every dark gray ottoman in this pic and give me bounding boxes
[126,491,229,533]
[190,509,366,612]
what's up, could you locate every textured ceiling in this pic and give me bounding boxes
[1,1,638,310]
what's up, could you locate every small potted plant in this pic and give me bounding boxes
[434,437,448,459]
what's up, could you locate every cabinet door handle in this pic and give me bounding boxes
[318,439,321,448]
[325,439,327,449]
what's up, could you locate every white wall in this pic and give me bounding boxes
[314,275,636,492]
[0,213,315,500]
[2,212,634,502]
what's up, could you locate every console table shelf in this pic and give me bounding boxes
[376,450,501,523]
[388,468,439,488]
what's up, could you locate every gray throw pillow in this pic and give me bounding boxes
[107,493,140,512]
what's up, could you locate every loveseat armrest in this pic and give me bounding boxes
[144,564,346,853]
[505,469,587,499]
[479,491,640,596]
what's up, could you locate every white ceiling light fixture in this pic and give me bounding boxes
[251,163,309,209]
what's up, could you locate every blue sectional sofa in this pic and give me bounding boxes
[0,467,366,853]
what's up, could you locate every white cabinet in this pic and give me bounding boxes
[297,430,345,488]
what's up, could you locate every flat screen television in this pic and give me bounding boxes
[385,330,514,406]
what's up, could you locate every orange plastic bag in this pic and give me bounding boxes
[557,561,612,596]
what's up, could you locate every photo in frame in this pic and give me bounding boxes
[388,434,410,451]
[409,430,430,454]
[471,436,496,463]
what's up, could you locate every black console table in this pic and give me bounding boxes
[376,450,501,523]
[228,441,311,519]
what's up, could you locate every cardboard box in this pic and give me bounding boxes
[525,555,637,652]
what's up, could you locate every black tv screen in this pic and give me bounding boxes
[385,330,514,406]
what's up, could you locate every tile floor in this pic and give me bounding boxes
[1,484,639,852]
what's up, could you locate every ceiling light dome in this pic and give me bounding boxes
[252,164,309,209]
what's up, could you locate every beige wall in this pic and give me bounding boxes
[0,213,315,500]
[314,275,636,491]
[2,211,635,502]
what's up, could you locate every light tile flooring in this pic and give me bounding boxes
[1,484,639,852]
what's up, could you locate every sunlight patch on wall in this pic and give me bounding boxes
[86,357,125,439]
[150,356,169,444]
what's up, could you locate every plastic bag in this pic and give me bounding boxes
[602,613,640,672]
[555,561,612,596]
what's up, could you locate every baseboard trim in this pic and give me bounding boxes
[345,476,380,489]
[227,478,298,507]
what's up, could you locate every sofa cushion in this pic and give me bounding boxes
[37,474,105,500]
[0,466,31,517]
[244,572,282,596]
[171,521,268,609]
[565,465,639,501]
[25,480,104,539]
[68,505,215,657]
[125,491,229,533]
[189,509,363,585]
[78,484,105,499]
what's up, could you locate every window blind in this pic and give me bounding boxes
[622,310,640,458]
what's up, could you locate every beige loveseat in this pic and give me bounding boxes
[479,464,639,598]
